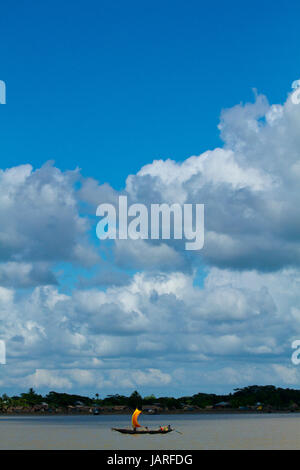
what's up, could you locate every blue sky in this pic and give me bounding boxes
[1,0,299,188]
[1,1,300,397]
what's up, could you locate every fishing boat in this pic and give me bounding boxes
[112,408,174,435]
[112,427,173,435]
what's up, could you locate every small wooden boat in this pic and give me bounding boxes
[112,427,173,435]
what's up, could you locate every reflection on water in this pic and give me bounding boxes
[0,413,300,449]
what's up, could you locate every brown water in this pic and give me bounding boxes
[0,413,300,449]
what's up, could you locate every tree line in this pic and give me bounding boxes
[1,385,300,410]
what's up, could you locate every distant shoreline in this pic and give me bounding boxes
[1,409,299,417]
[3,386,300,416]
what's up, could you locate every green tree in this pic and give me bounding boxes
[128,390,142,410]
[20,388,43,405]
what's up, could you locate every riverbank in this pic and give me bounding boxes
[1,408,299,416]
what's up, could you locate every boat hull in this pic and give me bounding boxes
[112,427,173,435]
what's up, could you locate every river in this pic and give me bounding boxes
[0,413,299,449]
